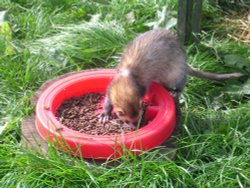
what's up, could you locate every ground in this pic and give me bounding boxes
[0,0,250,187]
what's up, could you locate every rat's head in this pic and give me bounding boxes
[109,76,143,125]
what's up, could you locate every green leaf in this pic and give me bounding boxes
[224,78,250,95]
[224,54,250,71]
[0,21,15,56]
[241,79,250,95]
[165,17,177,30]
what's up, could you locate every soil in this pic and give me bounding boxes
[55,93,148,136]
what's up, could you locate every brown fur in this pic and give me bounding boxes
[117,29,187,89]
[100,29,246,124]
[109,75,141,122]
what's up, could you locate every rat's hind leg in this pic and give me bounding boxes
[162,74,187,98]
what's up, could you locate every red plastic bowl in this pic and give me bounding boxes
[36,69,176,159]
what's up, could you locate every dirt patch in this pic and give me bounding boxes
[55,93,148,135]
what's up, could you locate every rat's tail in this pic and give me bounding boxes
[187,66,246,80]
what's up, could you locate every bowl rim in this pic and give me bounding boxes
[35,69,176,157]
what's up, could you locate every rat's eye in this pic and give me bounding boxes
[130,106,139,118]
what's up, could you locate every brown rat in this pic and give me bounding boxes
[99,29,246,124]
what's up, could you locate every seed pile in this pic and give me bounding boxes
[55,93,147,136]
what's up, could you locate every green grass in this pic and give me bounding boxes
[1,0,250,187]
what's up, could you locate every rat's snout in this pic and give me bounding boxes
[120,117,137,126]
[114,107,141,126]
[119,116,132,124]
[125,117,140,127]
[123,120,137,129]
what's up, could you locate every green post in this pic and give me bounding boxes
[177,0,202,45]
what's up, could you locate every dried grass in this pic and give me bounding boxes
[225,12,250,43]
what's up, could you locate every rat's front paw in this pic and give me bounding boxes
[98,112,112,123]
